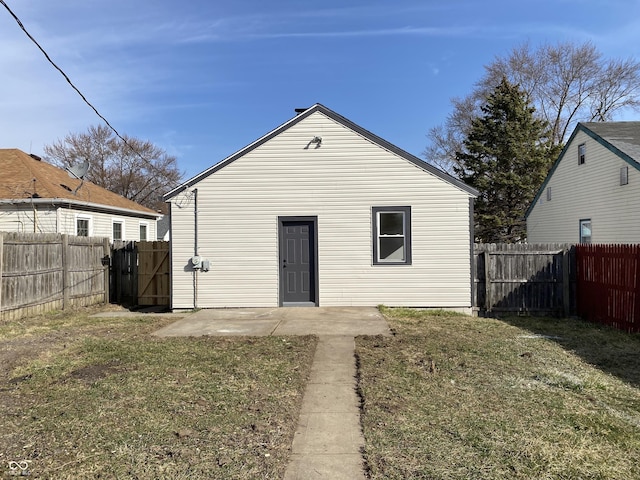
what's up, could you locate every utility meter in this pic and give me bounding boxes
[191,255,202,269]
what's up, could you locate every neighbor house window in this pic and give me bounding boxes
[76,217,90,237]
[579,219,592,244]
[139,222,148,241]
[578,143,586,165]
[546,187,552,201]
[112,221,123,241]
[620,166,629,186]
[372,206,411,265]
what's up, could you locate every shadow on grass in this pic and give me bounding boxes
[494,314,640,388]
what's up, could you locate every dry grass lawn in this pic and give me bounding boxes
[357,308,640,480]
[0,306,316,479]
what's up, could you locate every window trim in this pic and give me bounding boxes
[112,219,125,242]
[579,218,592,244]
[139,221,149,241]
[578,143,586,165]
[372,206,412,265]
[75,214,92,237]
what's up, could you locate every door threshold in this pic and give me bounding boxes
[282,302,317,307]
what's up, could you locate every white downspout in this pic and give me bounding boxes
[193,188,198,309]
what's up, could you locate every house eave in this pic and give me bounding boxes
[0,198,161,219]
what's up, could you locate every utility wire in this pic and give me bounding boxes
[0,0,162,177]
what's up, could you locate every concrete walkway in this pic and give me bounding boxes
[284,335,367,480]
[147,307,390,479]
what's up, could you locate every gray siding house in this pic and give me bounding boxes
[163,104,478,311]
[527,122,640,244]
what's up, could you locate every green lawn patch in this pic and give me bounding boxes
[357,307,640,479]
[1,307,316,479]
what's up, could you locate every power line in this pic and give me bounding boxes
[0,0,165,177]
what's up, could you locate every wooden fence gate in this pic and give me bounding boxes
[473,243,576,316]
[137,241,170,306]
[111,241,170,307]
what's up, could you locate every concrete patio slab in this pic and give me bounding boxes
[153,306,390,337]
[154,316,280,337]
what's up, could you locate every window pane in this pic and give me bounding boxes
[77,219,89,236]
[580,220,591,244]
[113,223,122,240]
[379,212,404,235]
[140,224,147,241]
[372,206,411,265]
[380,237,405,261]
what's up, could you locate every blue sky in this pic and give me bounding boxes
[2,0,640,182]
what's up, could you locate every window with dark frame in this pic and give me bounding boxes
[578,143,586,165]
[113,221,123,241]
[579,219,592,244]
[546,187,552,201]
[76,218,89,237]
[372,206,411,265]
[140,223,148,241]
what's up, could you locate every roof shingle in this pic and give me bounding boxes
[0,148,158,215]
[581,122,640,163]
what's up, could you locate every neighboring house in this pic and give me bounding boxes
[0,149,160,241]
[163,104,478,311]
[527,122,640,244]
[157,214,170,241]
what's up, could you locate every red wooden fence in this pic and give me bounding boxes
[576,244,640,333]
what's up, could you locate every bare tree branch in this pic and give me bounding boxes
[44,125,183,210]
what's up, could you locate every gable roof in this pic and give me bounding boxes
[163,103,478,200]
[525,121,640,218]
[0,148,159,218]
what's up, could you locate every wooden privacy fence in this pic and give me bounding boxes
[0,232,110,321]
[576,244,640,333]
[111,241,170,307]
[474,243,576,316]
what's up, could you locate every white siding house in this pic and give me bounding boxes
[527,122,640,244]
[0,149,160,241]
[164,104,478,311]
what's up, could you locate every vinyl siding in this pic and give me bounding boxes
[0,204,156,241]
[0,205,57,233]
[527,130,640,243]
[169,111,474,308]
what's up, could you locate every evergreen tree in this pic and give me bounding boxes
[455,78,560,243]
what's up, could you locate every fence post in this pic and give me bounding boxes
[0,233,3,315]
[484,250,492,313]
[62,234,69,310]
[562,248,570,317]
[103,237,110,304]
[635,246,640,332]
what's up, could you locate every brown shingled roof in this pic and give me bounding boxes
[0,148,158,215]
